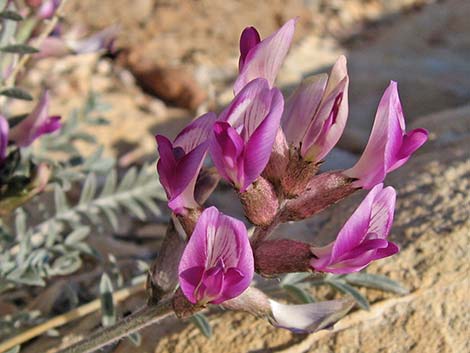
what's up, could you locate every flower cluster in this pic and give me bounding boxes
[154,18,427,333]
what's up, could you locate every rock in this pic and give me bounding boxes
[124,57,208,110]
[344,0,470,137]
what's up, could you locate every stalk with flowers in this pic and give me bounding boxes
[56,17,428,353]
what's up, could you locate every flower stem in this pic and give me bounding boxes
[56,300,174,353]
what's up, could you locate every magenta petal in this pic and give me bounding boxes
[220,78,271,135]
[178,207,254,305]
[179,266,205,303]
[330,184,384,261]
[301,77,348,161]
[388,128,429,171]
[311,184,398,274]
[0,116,9,162]
[156,133,208,214]
[375,241,400,258]
[345,81,427,189]
[210,121,245,188]
[234,18,297,94]
[239,27,261,71]
[282,74,328,146]
[9,91,61,147]
[174,112,217,153]
[38,0,60,19]
[243,88,284,190]
[35,115,61,136]
[215,78,283,190]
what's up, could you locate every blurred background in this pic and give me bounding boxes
[2,0,469,352]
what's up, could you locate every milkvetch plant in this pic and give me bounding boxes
[57,17,428,353]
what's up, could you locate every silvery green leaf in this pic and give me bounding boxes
[7,265,45,286]
[0,88,33,100]
[280,272,311,286]
[65,226,90,245]
[0,10,23,21]
[122,198,146,221]
[72,132,96,144]
[50,253,82,276]
[69,242,96,256]
[79,173,97,205]
[136,195,161,216]
[118,167,137,192]
[135,164,151,184]
[0,14,17,47]
[127,332,141,347]
[98,205,119,230]
[100,273,116,327]
[190,313,212,338]
[15,208,26,238]
[100,169,117,197]
[344,272,409,295]
[54,184,69,213]
[326,279,370,311]
[0,44,38,54]
[282,284,316,304]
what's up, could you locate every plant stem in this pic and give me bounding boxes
[57,300,174,353]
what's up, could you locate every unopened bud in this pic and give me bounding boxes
[280,171,357,222]
[254,239,313,276]
[238,176,279,226]
[147,222,186,304]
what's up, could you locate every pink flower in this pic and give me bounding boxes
[9,91,61,147]
[178,207,254,305]
[37,26,119,59]
[156,112,216,215]
[311,183,399,274]
[345,82,428,189]
[234,18,297,94]
[282,56,349,161]
[37,0,61,19]
[209,78,283,191]
[0,116,9,162]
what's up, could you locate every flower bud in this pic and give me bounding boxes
[254,239,313,277]
[280,171,357,222]
[147,222,186,304]
[238,176,279,226]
